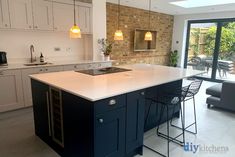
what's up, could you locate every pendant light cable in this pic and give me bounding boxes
[118,0,120,30]
[73,0,76,25]
[148,0,151,31]
[114,0,123,40]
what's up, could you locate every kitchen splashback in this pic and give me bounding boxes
[0,31,93,63]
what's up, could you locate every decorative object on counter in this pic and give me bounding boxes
[98,38,113,61]
[70,0,81,39]
[40,53,44,63]
[114,0,124,41]
[169,50,179,67]
[145,0,152,41]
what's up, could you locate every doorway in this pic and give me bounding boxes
[184,18,235,82]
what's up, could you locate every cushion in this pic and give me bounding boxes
[206,84,222,97]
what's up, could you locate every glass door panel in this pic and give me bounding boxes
[216,21,235,81]
[186,23,217,79]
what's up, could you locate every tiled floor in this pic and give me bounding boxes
[1,81,235,157]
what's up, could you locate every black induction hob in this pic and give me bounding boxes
[76,67,131,76]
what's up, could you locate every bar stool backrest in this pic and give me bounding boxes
[187,79,203,97]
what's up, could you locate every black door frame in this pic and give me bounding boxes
[184,18,235,82]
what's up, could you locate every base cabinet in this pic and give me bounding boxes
[126,90,145,155]
[32,79,145,157]
[31,80,51,143]
[95,108,126,157]
[0,69,24,112]
[22,66,64,107]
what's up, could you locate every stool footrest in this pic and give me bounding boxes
[171,122,197,135]
[157,131,184,146]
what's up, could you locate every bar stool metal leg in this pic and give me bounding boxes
[171,96,198,135]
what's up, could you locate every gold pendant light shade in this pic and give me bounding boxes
[144,31,152,41]
[70,25,81,38]
[114,30,124,41]
[70,0,81,39]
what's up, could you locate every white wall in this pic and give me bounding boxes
[92,0,107,60]
[0,30,93,63]
[172,11,235,67]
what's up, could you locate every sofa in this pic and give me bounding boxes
[206,81,235,111]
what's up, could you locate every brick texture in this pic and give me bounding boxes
[106,3,174,65]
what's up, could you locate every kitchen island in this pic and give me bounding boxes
[30,64,201,157]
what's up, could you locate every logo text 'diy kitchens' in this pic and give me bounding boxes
[184,142,229,154]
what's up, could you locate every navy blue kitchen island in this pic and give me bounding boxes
[30,64,200,157]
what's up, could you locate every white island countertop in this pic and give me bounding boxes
[30,64,203,101]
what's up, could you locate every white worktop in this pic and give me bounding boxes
[30,64,202,101]
[0,60,112,70]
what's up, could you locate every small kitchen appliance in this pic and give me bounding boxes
[0,51,7,65]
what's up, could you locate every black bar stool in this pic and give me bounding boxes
[171,79,203,135]
[144,85,190,157]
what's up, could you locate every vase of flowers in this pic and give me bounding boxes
[98,38,113,61]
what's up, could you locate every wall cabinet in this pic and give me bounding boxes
[53,2,75,31]
[22,66,64,107]
[0,69,24,112]
[32,0,53,30]
[78,6,91,34]
[53,2,92,33]
[1,0,92,33]
[8,0,33,30]
[0,0,10,28]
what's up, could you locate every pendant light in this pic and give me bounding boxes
[114,0,123,40]
[70,0,81,38]
[145,0,152,41]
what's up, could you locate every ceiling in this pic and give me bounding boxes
[106,0,235,15]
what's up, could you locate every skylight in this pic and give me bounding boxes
[170,0,235,8]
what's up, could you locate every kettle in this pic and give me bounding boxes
[0,51,7,65]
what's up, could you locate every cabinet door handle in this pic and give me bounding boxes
[34,26,38,29]
[29,25,32,28]
[45,69,48,71]
[98,118,104,123]
[5,24,8,27]
[141,92,145,96]
[46,92,52,136]
[109,99,116,106]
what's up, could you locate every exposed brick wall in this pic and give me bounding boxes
[106,3,174,65]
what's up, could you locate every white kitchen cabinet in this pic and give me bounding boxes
[32,0,53,30]
[0,0,11,29]
[53,2,77,31]
[0,69,24,112]
[22,66,63,107]
[78,6,91,34]
[8,0,33,30]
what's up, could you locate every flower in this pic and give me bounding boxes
[98,38,113,56]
